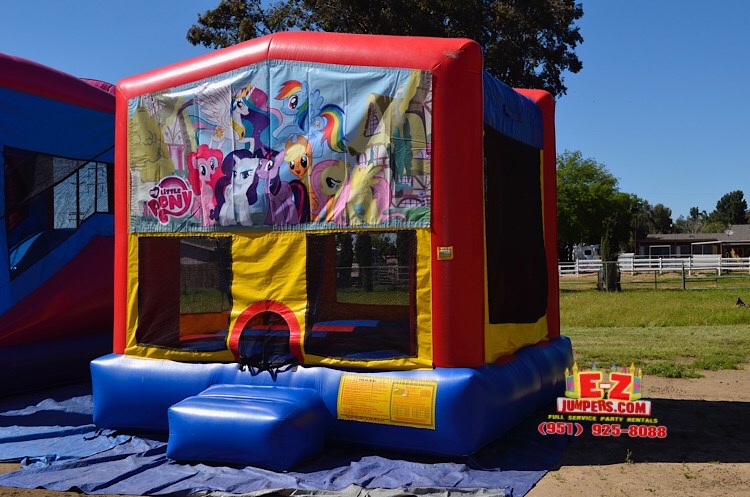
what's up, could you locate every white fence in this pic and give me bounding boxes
[559,255,750,277]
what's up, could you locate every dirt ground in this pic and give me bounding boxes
[1,368,748,497]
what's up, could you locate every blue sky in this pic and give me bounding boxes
[3,1,747,220]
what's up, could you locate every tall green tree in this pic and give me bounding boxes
[709,190,748,227]
[556,150,634,259]
[187,0,584,97]
[649,203,673,234]
[625,200,671,241]
[628,196,650,250]
[598,216,620,291]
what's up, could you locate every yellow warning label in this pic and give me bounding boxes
[337,373,437,429]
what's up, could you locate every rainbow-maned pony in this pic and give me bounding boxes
[273,80,309,145]
[273,81,346,158]
[309,103,346,158]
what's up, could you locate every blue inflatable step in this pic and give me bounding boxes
[166,384,331,470]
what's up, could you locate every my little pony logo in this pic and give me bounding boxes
[146,176,193,224]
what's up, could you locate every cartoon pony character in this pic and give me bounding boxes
[310,159,347,222]
[309,101,347,158]
[187,145,223,227]
[284,135,315,221]
[231,83,277,151]
[272,80,309,144]
[329,158,391,226]
[189,81,241,152]
[256,149,302,226]
[213,149,261,226]
[272,81,347,158]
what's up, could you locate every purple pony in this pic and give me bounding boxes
[256,149,300,226]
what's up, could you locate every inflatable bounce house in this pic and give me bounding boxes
[0,53,115,397]
[91,32,572,469]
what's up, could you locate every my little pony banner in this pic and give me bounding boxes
[127,60,432,233]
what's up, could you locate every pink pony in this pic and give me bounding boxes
[187,145,224,226]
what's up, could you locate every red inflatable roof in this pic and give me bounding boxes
[0,52,114,113]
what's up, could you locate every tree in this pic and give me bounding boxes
[673,207,707,234]
[649,203,673,234]
[370,233,395,257]
[607,191,638,252]
[336,233,353,288]
[187,0,584,97]
[556,150,634,259]
[710,190,747,227]
[598,216,620,292]
[354,233,373,292]
[628,196,650,250]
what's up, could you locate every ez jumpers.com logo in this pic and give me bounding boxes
[558,362,649,415]
[146,176,193,224]
[538,362,667,440]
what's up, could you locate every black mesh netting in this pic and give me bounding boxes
[304,232,417,360]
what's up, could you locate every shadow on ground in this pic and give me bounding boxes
[555,398,750,466]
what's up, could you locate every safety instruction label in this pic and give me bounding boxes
[337,373,437,429]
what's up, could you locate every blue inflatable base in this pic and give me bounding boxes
[0,382,567,497]
[92,336,572,459]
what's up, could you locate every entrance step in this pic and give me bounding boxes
[166,384,331,470]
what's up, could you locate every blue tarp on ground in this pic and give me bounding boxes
[0,384,566,497]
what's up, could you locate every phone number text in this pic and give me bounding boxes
[538,422,667,438]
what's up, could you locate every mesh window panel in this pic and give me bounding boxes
[137,237,181,347]
[96,163,113,213]
[4,147,113,279]
[77,162,97,223]
[484,126,548,324]
[5,147,112,217]
[305,231,417,360]
[180,237,232,314]
[337,233,411,306]
[53,175,78,229]
[137,236,231,352]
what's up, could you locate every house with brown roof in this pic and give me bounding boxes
[637,224,750,257]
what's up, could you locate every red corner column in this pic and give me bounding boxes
[112,87,129,354]
[515,89,559,338]
[429,42,486,367]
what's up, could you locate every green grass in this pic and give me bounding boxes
[180,288,230,314]
[561,289,750,377]
[560,272,750,292]
[560,288,750,327]
[337,287,409,305]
